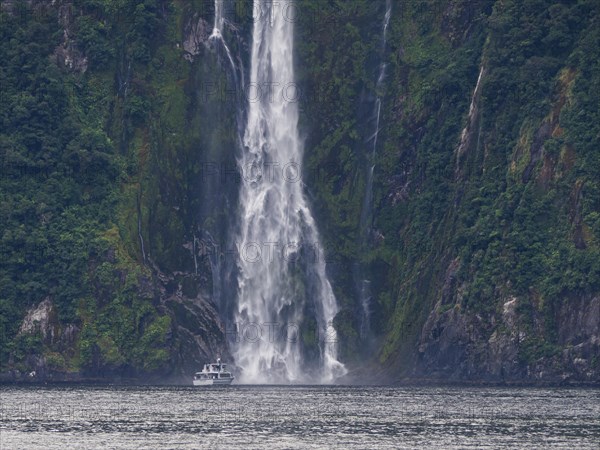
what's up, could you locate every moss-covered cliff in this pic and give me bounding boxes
[0,0,238,381]
[297,0,600,383]
[1,0,598,383]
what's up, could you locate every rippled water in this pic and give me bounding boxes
[1,385,598,449]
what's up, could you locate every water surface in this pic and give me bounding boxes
[1,385,599,448]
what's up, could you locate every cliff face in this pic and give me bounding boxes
[1,0,599,384]
[417,285,599,383]
[296,0,600,383]
[381,0,600,383]
[0,0,237,381]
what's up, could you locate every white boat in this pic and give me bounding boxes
[193,358,234,386]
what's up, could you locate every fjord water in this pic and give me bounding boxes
[1,385,599,449]
[233,0,345,383]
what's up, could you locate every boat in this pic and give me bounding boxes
[193,358,235,386]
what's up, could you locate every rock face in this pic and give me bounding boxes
[9,270,230,382]
[19,297,57,341]
[554,296,600,381]
[183,14,211,61]
[416,275,600,383]
[150,262,232,379]
[12,298,80,380]
[18,298,80,350]
[53,1,88,73]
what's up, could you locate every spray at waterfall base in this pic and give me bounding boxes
[226,321,338,346]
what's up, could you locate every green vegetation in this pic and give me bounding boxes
[1,0,598,379]
[0,0,186,375]
[298,0,600,370]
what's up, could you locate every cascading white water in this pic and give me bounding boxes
[368,0,392,161]
[211,0,224,38]
[209,0,237,84]
[357,0,392,338]
[455,65,485,175]
[233,0,346,384]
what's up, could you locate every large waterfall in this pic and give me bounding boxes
[232,0,346,383]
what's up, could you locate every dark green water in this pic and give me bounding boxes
[1,385,599,448]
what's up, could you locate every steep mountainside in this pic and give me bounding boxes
[0,0,238,381]
[1,0,598,384]
[297,0,600,383]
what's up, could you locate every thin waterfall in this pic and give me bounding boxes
[211,0,224,38]
[368,0,392,161]
[455,64,485,177]
[202,0,245,321]
[209,0,245,143]
[137,193,146,263]
[233,0,346,384]
[209,0,237,87]
[356,0,392,339]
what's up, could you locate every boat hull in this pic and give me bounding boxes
[193,378,234,386]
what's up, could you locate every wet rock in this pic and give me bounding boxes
[19,297,58,344]
[53,1,88,73]
[522,121,552,183]
[183,14,211,61]
[416,291,599,383]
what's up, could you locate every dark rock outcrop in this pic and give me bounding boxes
[182,14,211,61]
[416,290,599,384]
[53,1,88,73]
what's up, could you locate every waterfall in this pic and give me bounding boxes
[233,0,346,384]
[455,64,485,177]
[211,0,224,38]
[209,0,237,88]
[136,194,146,263]
[369,0,392,160]
[356,0,392,339]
